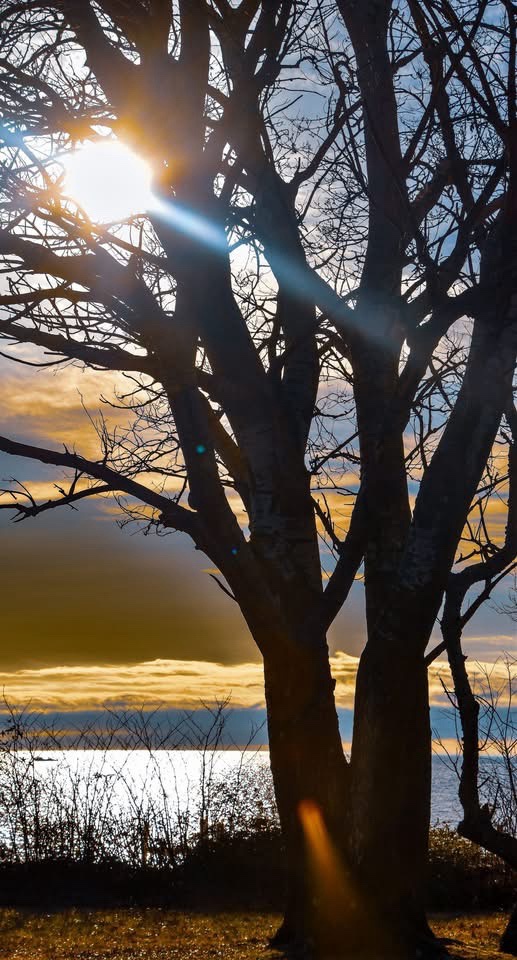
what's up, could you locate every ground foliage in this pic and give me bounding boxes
[0,909,513,960]
[0,829,513,916]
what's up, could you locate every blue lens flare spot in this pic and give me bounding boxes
[231,547,238,556]
[196,444,206,454]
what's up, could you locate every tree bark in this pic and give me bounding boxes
[262,623,352,955]
[350,634,441,957]
[262,608,443,958]
[501,905,517,956]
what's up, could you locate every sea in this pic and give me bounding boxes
[3,749,505,828]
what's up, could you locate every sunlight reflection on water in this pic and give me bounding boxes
[6,750,493,825]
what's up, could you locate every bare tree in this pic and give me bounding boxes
[1,1,517,955]
[435,432,517,954]
[436,650,517,952]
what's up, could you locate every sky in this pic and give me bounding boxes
[0,342,515,748]
[0,145,515,748]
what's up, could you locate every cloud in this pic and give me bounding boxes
[0,650,513,714]
[0,346,514,686]
[462,633,516,652]
[0,500,258,670]
[0,657,266,711]
[427,655,517,708]
[0,359,129,452]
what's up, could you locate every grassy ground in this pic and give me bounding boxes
[437,913,512,958]
[0,908,513,959]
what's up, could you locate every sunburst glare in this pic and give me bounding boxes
[62,141,153,222]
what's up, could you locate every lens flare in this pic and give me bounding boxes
[62,141,153,222]
[298,798,353,921]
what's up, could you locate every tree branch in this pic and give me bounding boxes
[0,319,154,375]
[0,480,113,521]
[0,434,198,536]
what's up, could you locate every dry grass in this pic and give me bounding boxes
[435,912,512,959]
[0,908,513,959]
[0,909,281,959]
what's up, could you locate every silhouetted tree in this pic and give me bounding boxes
[437,435,517,955]
[1,1,517,955]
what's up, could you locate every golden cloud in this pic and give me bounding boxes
[0,658,267,712]
[0,651,513,714]
[0,361,132,457]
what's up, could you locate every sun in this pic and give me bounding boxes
[62,141,153,222]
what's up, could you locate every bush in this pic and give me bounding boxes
[428,825,515,910]
[0,705,513,912]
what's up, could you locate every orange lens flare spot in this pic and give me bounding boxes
[298,798,352,912]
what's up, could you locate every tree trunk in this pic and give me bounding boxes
[501,904,517,956]
[261,610,445,959]
[350,637,442,958]
[262,622,354,955]
[441,586,517,956]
